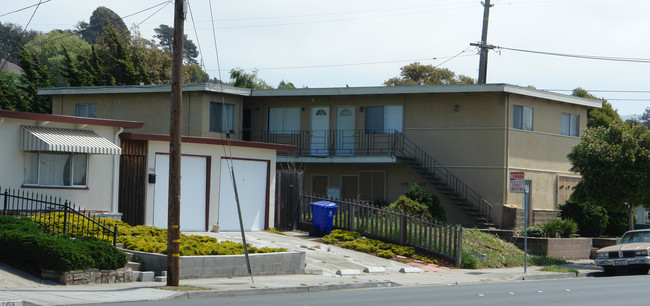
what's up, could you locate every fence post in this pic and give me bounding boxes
[63,200,69,235]
[113,225,118,246]
[349,202,355,230]
[400,214,407,245]
[456,225,463,267]
[2,189,7,215]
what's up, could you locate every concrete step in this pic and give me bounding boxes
[125,261,142,271]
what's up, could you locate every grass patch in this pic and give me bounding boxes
[530,255,568,266]
[264,228,286,235]
[539,265,578,275]
[156,285,210,292]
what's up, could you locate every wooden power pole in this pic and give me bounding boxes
[167,0,185,287]
[471,0,494,84]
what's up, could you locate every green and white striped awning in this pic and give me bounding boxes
[21,126,121,155]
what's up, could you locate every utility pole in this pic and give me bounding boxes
[470,0,494,84]
[167,0,185,287]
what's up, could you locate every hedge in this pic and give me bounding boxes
[0,216,127,274]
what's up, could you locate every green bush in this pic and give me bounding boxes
[388,196,432,219]
[605,209,631,237]
[404,184,446,222]
[461,249,479,269]
[0,217,126,274]
[523,219,577,238]
[559,201,608,237]
[377,249,395,259]
[523,224,545,237]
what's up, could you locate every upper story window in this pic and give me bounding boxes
[210,102,235,133]
[561,113,580,137]
[513,105,533,131]
[76,103,97,118]
[365,105,403,134]
[268,107,300,134]
[24,152,88,187]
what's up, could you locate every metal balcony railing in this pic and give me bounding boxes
[247,129,493,225]
[246,129,402,157]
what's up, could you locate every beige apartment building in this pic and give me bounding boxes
[40,83,601,228]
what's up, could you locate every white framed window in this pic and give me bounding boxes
[75,103,97,118]
[268,107,300,134]
[24,152,88,187]
[561,113,580,136]
[210,102,235,133]
[365,105,403,134]
[513,105,533,131]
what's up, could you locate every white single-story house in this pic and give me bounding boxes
[0,109,144,212]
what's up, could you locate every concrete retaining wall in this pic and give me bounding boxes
[124,249,305,279]
[514,237,592,260]
[41,268,133,285]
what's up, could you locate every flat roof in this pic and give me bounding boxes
[251,84,602,108]
[0,110,144,128]
[38,83,251,97]
[37,83,602,109]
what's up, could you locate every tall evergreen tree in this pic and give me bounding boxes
[61,47,86,86]
[18,47,52,113]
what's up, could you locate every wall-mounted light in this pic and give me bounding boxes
[454,104,460,112]
[301,107,305,112]
[359,106,364,112]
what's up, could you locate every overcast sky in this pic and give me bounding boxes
[3,0,649,116]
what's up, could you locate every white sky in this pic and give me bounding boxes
[2,0,650,116]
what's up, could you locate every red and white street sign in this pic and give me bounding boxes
[510,171,525,193]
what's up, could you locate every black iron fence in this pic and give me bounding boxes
[301,194,463,266]
[1,187,118,245]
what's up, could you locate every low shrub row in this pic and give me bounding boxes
[523,219,578,238]
[322,229,438,264]
[29,213,287,256]
[0,216,127,274]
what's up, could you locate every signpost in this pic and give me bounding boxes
[510,171,528,273]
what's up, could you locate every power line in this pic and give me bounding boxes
[0,0,52,18]
[1,0,44,70]
[495,45,650,63]
[204,53,476,72]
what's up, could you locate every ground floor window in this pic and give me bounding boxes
[359,170,385,202]
[24,152,88,187]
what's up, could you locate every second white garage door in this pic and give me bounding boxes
[218,159,268,231]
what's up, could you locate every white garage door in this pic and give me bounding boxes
[219,159,268,231]
[153,154,207,231]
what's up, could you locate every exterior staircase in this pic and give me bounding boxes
[394,133,496,228]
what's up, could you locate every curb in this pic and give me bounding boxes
[519,272,579,281]
[171,281,398,299]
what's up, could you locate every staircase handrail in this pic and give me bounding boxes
[392,131,493,224]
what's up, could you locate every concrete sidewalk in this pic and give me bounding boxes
[0,231,602,305]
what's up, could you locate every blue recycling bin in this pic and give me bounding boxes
[309,201,338,236]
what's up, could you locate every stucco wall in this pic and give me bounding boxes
[52,91,245,139]
[0,117,121,212]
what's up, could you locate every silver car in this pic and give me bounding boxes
[595,229,650,275]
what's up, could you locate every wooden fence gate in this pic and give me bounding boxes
[118,139,147,226]
[275,171,303,231]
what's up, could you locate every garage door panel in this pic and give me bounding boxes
[153,155,207,231]
[219,159,268,231]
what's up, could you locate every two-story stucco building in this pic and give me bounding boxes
[40,83,601,228]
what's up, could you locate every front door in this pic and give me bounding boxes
[335,107,355,156]
[310,107,329,156]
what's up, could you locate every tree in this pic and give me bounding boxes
[94,26,141,85]
[183,64,209,83]
[572,87,622,128]
[384,62,475,86]
[24,30,91,87]
[153,24,199,64]
[277,80,295,89]
[0,22,40,63]
[0,71,29,111]
[17,47,52,113]
[60,47,87,86]
[76,6,128,44]
[640,107,650,130]
[568,121,650,230]
[229,68,270,89]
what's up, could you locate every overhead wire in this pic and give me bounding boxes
[0,0,52,18]
[1,0,44,70]
[207,0,254,284]
[495,45,650,64]
[187,0,206,71]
